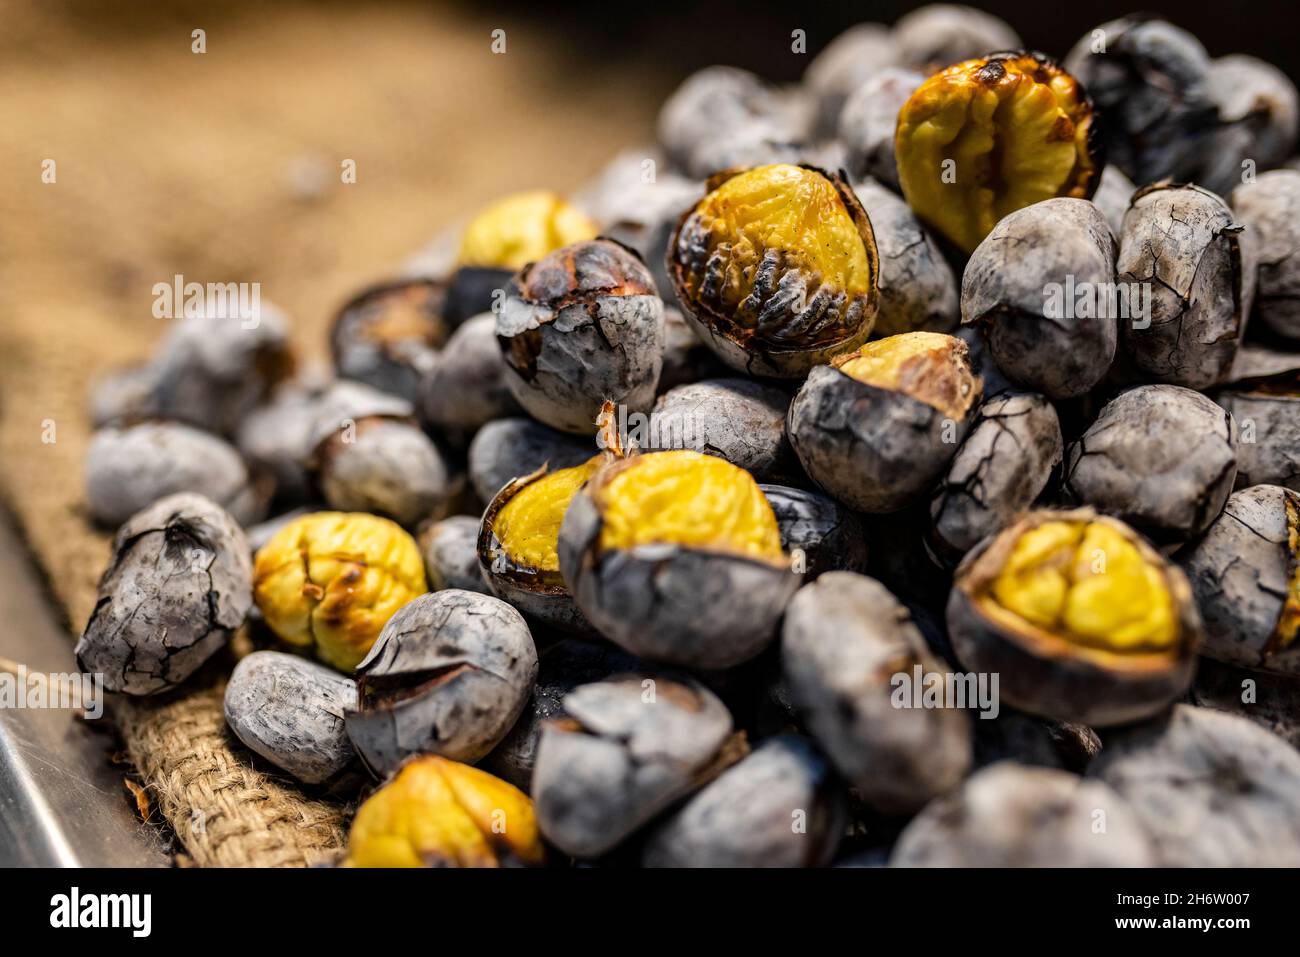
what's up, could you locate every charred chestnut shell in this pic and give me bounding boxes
[330,279,451,403]
[1179,484,1300,676]
[477,460,598,636]
[787,332,981,513]
[557,451,800,669]
[497,238,665,435]
[947,508,1201,727]
[667,164,880,379]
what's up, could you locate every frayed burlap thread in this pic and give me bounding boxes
[116,685,347,868]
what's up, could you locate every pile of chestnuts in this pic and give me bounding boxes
[76,5,1300,868]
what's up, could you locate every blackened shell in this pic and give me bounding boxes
[962,198,1118,400]
[1118,182,1256,390]
[759,484,868,580]
[646,378,796,482]
[223,650,358,785]
[930,391,1063,565]
[1063,384,1237,542]
[1178,484,1300,675]
[345,590,538,775]
[890,763,1155,867]
[420,515,491,594]
[558,488,800,669]
[85,422,266,528]
[946,508,1201,727]
[481,639,640,792]
[782,572,971,813]
[642,735,846,868]
[497,239,665,435]
[787,364,973,513]
[77,493,252,695]
[532,674,733,858]
[1088,704,1300,866]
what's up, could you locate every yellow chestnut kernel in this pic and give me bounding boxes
[253,512,425,672]
[495,456,602,573]
[673,164,879,351]
[1275,498,1300,649]
[987,519,1178,653]
[345,755,543,868]
[593,450,784,561]
[833,332,979,420]
[896,53,1099,253]
[457,190,598,270]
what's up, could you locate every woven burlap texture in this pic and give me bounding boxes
[117,685,347,868]
[0,5,659,866]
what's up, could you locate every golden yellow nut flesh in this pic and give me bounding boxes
[1276,498,1300,650]
[457,190,598,270]
[495,456,602,574]
[253,512,426,672]
[593,450,784,561]
[671,164,879,355]
[345,755,543,868]
[985,519,1178,654]
[896,52,1100,253]
[834,331,979,420]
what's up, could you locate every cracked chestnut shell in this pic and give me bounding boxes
[77,493,252,695]
[253,511,426,672]
[345,589,538,775]
[759,483,868,580]
[961,198,1118,400]
[1213,349,1300,492]
[1178,484,1300,676]
[1118,183,1256,390]
[1063,385,1238,544]
[787,332,981,513]
[330,279,451,403]
[477,456,601,634]
[558,449,800,669]
[668,164,880,378]
[532,673,736,858]
[223,650,358,785]
[497,238,665,435]
[890,762,1155,867]
[642,735,847,868]
[895,51,1102,254]
[782,572,972,814]
[1231,170,1300,342]
[947,508,1201,727]
[929,390,1063,567]
[345,755,543,868]
[1088,704,1300,867]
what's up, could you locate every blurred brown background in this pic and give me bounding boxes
[0,1,674,625]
